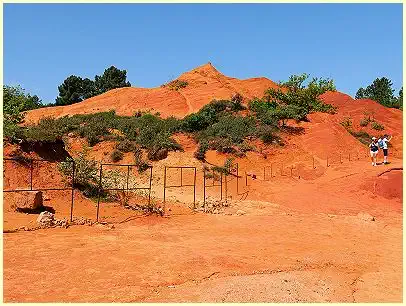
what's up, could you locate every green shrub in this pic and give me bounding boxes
[24,117,66,143]
[264,74,337,116]
[230,93,246,111]
[4,120,24,143]
[209,138,236,154]
[256,125,277,144]
[165,79,189,91]
[58,150,100,198]
[116,139,136,153]
[359,117,370,127]
[238,141,254,153]
[310,100,336,114]
[194,141,209,161]
[198,115,256,144]
[340,117,352,129]
[180,99,237,132]
[133,148,150,172]
[371,121,384,131]
[111,149,124,162]
[349,130,372,145]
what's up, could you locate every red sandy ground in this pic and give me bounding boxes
[3,64,403,302]
[3,146,403,302]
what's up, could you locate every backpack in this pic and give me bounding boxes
[378,139,384,149]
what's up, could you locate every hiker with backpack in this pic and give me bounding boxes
[369,137,379,166]
[378,135,392,164]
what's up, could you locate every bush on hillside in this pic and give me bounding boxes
[194,141,209,161]
[116,139,137,153]
[58,150,100,198]
[359,117,370,127]
[263,73,336,116]
[371,121,384,131]
[340,117,352,129]
[165,79,189,91]
[348,130,372,146]
[111,149,124,162]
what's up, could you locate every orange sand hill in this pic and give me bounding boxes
[24,63,279,123]
[319,91,403,156]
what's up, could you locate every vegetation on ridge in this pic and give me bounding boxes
[4,73,338,163]
[355,77,402,109]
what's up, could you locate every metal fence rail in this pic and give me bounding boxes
[3,158,76,221]
[96,163,153,222]
[163,166,197,210]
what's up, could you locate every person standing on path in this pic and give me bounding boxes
[381,134,393,164]
[369,137,379,166]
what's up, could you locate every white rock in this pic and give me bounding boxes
[36,211,55,226]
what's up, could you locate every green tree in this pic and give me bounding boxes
[397,87,403,109]
[94,66,131,95]
[55,75,87,106]
[355,87,366,99]
[355,77,397,108]
[264,73,336,114]
[3,85,43,141]
[82,77,97,99]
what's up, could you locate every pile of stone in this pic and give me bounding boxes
[36,211,69,228]
[71,216,95,226]
[195,197,230,214]
[124,203,164,216]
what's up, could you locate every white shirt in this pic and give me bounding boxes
[382,137,389,149]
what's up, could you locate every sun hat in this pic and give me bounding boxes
[372,137,377,140]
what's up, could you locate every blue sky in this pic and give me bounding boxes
[4,3,403,104]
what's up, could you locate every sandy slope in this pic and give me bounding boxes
[3,157,402,302]
[24,63,279,123]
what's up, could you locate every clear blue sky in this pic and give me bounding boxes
[4,3,403,104]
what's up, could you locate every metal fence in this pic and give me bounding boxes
[3,157,76,221]
[163,166,197,210]
[96,163,153,222]
[203,163,240,207]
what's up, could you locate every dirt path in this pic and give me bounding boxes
[3,152,402,302]
[3,208,402,302]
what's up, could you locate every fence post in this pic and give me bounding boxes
[203,168,206,212]
[163,166,167,211]
[220,172,223,200]
[291,165,293,177]
[245,171,247,186]
[193,167,196,209]
[70,161,75,222]
[340,153,342,164]
[96,164,103,222]
[327,156,329,167]
[349,153,351,161]
[30,159,33,191]
[126,165,130,191]
[180,167,183,187]
[271,163,273,178]
[264,166,266,181]
[225,171,228,203]
[236,163,239,194]
[148,166,153,206]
